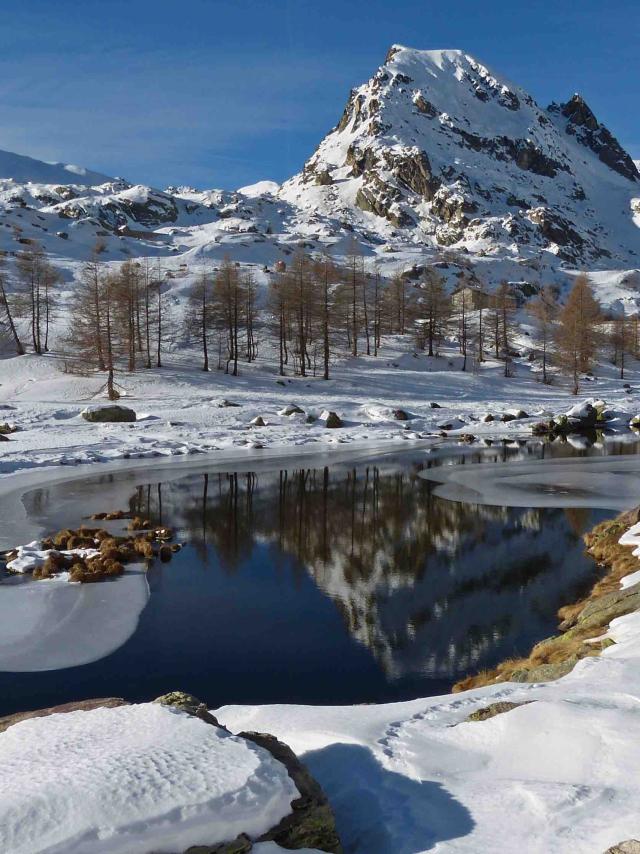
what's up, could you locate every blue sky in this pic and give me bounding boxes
[1,0,638,189]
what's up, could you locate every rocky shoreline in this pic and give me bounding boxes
[454,504,640,693]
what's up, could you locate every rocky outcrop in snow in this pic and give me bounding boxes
[280,45,640,264]
[0,692,342,854]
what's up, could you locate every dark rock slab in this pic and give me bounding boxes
[82,405,136,423]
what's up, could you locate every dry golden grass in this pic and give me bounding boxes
[452,509,640,693]
[6,512,180,585]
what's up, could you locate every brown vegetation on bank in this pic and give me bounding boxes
[5,512,181,584]
[453,506,640,693]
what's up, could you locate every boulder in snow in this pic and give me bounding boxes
[81,405,136,423]
[278,403,304,416]
[393,409,410,420]
[320,410,343,428]
[501,408,529,422]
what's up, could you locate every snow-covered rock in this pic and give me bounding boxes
[0,702,300,854]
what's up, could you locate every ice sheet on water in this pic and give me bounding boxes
[420,455,640,510]
[0,568,149,672]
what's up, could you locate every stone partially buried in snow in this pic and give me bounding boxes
[320,410,343,428]
[501,408,529,422]
[278,403,305,416]
[81,405,136,423]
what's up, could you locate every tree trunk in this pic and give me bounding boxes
[0,280,25,355]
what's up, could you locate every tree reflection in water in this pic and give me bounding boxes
[128,453,605,688]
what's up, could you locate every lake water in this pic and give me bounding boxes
[2,438,640,716]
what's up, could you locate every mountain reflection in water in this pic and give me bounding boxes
[128,454,606,695]
[0,447,615,713]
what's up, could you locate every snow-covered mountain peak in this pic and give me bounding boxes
[280,45,640,265]
[0,49,636,282]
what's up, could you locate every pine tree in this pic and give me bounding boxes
[64,257,118,399]
[184,271,213,371]
[0,259,24,355]
[493,281,516,377]
[214,259,245,376]
[610,312,631,380]
[16,242,61,353]
[312,254,339,379]
[418,267,450,357]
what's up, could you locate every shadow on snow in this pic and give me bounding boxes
[304,742,474,853]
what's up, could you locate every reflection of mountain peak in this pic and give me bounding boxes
[141,458,601,689]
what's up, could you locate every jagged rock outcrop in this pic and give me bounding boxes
[279,45,640,265]
[556,94,640,183]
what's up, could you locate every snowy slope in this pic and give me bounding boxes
[280,46,640,265]
[0,148,110,186]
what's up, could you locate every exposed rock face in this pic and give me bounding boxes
[241,731,342,853]
[575,582,640,632]
[526,207,586,259]
[279,45,640,265]
[605,842,640,854]
[56,184,180,232]
[558,94,640,183]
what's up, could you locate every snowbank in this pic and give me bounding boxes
[217,518,640,854]
[0,702,299,854]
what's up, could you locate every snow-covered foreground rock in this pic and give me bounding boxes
[218,521,640,854]
[0,702,301,854]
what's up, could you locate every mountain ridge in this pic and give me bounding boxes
[0,45,637,286]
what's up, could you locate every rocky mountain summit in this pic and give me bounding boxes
[0,46,637,283]
[280,46,639,264]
